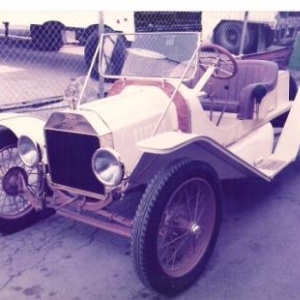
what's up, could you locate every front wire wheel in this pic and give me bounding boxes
[0,144,42,233]
[132,160,222,295]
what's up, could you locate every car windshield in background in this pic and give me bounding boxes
[99,32,200,79]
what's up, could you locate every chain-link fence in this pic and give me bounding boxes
[0,11,101,117]
[1,11,300,117]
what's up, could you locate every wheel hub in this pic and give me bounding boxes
[190,223,201,235]
[2,167,28,196]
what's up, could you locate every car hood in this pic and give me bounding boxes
[81,84,178,133]
[80,84,179,172]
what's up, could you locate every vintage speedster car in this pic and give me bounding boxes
[0,32,299,295]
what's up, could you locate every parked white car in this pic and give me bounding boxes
[0,31,297,295]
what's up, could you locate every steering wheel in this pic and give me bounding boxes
[199,43,237,79]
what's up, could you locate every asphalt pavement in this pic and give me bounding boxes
[1,165,300,299]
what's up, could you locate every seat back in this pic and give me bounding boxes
[199,60,278,118]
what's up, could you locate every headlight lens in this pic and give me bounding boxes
[17,136,40,167]
[92,148,124,187]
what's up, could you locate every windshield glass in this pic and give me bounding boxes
[99,32,200,79]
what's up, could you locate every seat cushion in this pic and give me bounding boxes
[200,97,239,113]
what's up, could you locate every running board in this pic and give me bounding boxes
[255,89,300,178]
[254,155,293,178]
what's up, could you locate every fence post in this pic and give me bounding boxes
[98,11,105,99]
[239,11,249,55]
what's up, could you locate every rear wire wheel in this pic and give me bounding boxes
[0,143,42,234]
[132,160,222,295]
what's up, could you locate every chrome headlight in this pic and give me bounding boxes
[17,135,40,167]
[91,148,124,187]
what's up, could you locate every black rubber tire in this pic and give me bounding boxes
[84,28,127,80]
[271,74,298,127]
[84,29,100,65]
[132,159,222,295]
[0,133,40,234]
[32,21,64,51]
[213,21,256,55]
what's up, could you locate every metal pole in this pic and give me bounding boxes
[239,11,249,55]
[98,11,105,99]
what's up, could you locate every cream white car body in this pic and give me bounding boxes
[0,32,298,185]
[0,31,299,295]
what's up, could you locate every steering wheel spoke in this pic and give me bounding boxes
[199,43,237,79]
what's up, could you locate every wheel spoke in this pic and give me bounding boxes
[13,196,21,213]
[8,196,15,213]
[0,144,41,218]
[186,188,194,220]
[6,147,14,169]
[158,231,190,268]
[167,235,190,269]
[0,151,8,172]
[163,222,189,231]
[196,205,206,226]
[192,235,197,253]
[193,186,208,225]
[0,161,7,175]
[0,192,7,214]
[193,184,201,221]
[158,230,190,251]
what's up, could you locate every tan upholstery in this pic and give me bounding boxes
[197,60,279,119]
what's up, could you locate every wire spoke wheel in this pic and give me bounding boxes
[132,160,222,295]
[157,178,216,277]
[0,143,42,233]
